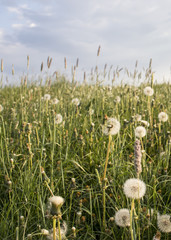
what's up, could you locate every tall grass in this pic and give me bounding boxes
[0,62,170,239]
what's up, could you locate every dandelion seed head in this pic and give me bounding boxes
[52,98,59,105]
[72,98,80,106]
[49,196,64,207]
[140,120,149,127]
[102,118,120,136]
[144,86,154,96]
[44,94,51,101]
[134,114,142,121]
[158,112,168,122]
[41,229,49,235]
[157,214,171,233]
[49,196,64,215]
[160,151,166,158]
[55,114,63,124]
[123,178,146,199]
[115,96,121,103]
[115,208,130,227]
[77,211,82,217]
[135,126,146,138]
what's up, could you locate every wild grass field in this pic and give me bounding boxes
[0,59,170,240]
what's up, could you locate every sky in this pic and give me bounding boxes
[0,0,171,84]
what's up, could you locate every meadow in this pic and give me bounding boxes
[0,59,170,240]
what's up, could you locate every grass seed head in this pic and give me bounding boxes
[134,139,142,175]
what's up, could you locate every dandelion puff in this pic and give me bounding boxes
[115,96,121,103]
[140,120,149,127]
[55,114,63,124]
[102,118,120,136]
[123,178,146,199]
[0,105,3,112]
[52,98,59,105]
[41,229,50,236]
[135,126,146,138]
[49,196,64,216]
[144,86,154,96]
[134,114,142,121]
[115,209,130,227]
[158,112,168,122]
[72,98,80,106]
[157,214,171,233]
[44,94,51,101]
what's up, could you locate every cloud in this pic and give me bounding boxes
[0,0,171,82]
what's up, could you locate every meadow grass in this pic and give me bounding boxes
[0,66,170,239]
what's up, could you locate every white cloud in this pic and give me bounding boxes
[1,0,171,82]
[28,23,37,28]
[12,23,24,29]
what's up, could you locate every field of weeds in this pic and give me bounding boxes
[0,60,170,240]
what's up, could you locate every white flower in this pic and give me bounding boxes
[115,209,130,227]
[55,114,63,124]
[144,86,154,96]
[157,214,171,233]
[72,98,80,106]
[140,120,149,127]
[0,104,3,112]
[52,98,59,105]
[44,94,51,101]
[115,96,121,103]
[123,178,146,199]
[102,118,120,136]
[49,196,64,215]
[135,126,146,138]
[158,112,168,122]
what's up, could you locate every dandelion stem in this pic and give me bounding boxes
[103,134,112,180]
[57,216,61,240]
[158,122,161,150]
[45,181,54,196]
[130,199,135,240]
[53,217,56,240]
[102,180,106,230]
[102,134,112,230]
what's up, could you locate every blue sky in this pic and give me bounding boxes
[0,0,171,84]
